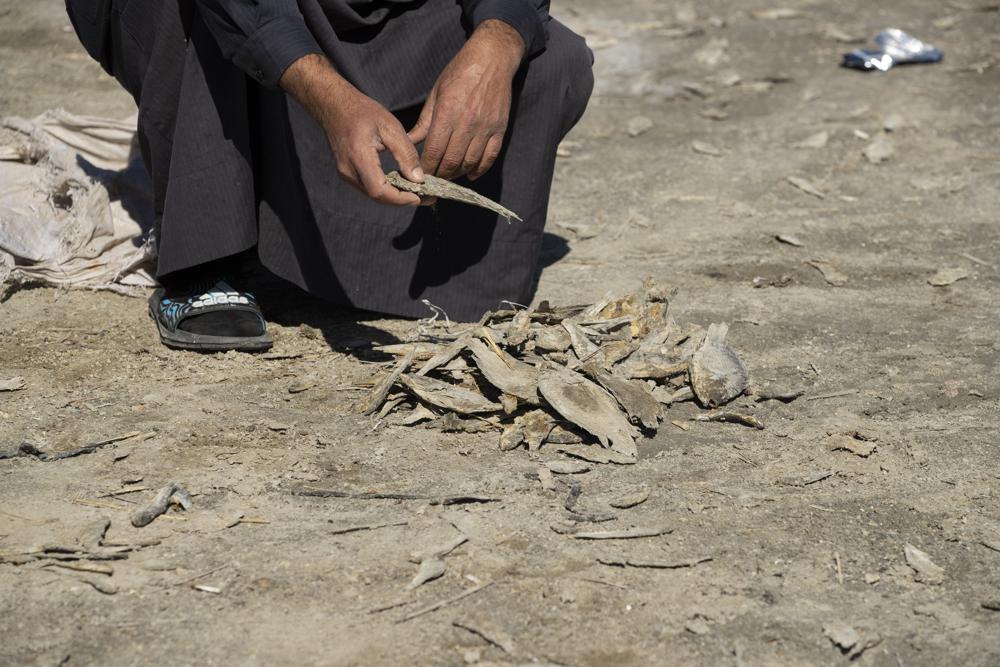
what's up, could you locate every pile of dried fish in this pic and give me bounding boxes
[363,280,753,461]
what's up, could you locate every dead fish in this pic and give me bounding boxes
[609,490,649,508]
[561,320,599,361]
[538,364,639,457]
[385,171,521,222]
[581,363,662,429]
[498,423,525,451]
[787,176,825,199]
[534,325,572,352]
[520,409,556,450]
[805,260,848,287]
[693,412,764,429]
[689,323,750,408]
[545,460,592,475]
[465,338,539,404]
[399,374,501,415]
[619,354,689,380]
[361,349,415,415]
[556,445,637,465]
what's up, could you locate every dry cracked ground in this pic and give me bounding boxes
[2,1,1000,665]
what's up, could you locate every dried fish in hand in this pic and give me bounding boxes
[689,323,750,408]
[385,171,522,222]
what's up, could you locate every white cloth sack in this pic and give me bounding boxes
[0,109,156,296]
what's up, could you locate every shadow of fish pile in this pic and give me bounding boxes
[362,280,751,462]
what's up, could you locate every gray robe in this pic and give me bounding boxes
[66,0,593,320]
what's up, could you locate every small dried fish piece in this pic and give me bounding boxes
[794,131,829,149]
[465,338,538,404]
[626,116,654,137]
[373,342,445,360]
[385,171,521,222]
[416,336,469,376]
[545,460,591,475]
[619,354,688,380]
[76,518,111,551]
[130,484,193,528]
[538,364,638,457]
[399,374,501,414]
[863,136,894,164]
[453,619,517,655]
[572,526,672,540]
[928,267,969,287]
[775,233,804,247]
[609,490,649,509]
[504,309,533,347]
[498,423,525,451]
[556,445,636,465]
[534,325,572,352]
[561,320,599,361]
[0,377,25,392]
[598,556,711,569]
[520,409,556,450]
[407,557,446,589]
[361,349,415,415]
[691,140,722,157]
[904,544,944,585]
[692,412,764,429]
[787,176,825,199]
[689,323,750,408]
[44,561,114,576]
[399,404,436,426]
[805,260,848,286]
[752,8,804,19]
[828,433,876,458]
[753,387,805,402]
[582,363,662,429]
[545,425,584,445]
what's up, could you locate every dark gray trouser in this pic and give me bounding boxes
[66,0,594,321]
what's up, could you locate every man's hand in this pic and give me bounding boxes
[408,20,525,182]
[280,54,423,207]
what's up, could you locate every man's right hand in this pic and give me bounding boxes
[280,54,423,207]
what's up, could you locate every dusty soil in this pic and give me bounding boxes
[3,1,1000,665]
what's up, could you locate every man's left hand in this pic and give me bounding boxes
[408,20,524,182]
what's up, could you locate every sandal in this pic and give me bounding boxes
[148,280,273,352]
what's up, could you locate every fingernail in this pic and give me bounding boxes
[414,167,425,181]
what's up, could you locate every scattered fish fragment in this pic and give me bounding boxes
[556,445,636,465]
[692,412,764,429]
[545,460,592,475]
[794,131,830,149]
[361,349,415,415]
[598,556,711,569]
[905,544,944,585]
[787,176,825,199]
[863,135,895,163]
[775,233,804,247]
[928,267,969,287]
[130,484,193,528]
[752,8,804,20]
[691,140,722,157]
[609,490,649,509]
[0,377,25,392]
[805,260,848,287]
[828,433,876,458]
[572,526,672,540]
[626,116,654,137]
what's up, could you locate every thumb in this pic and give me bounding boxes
[381,122,424,183]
